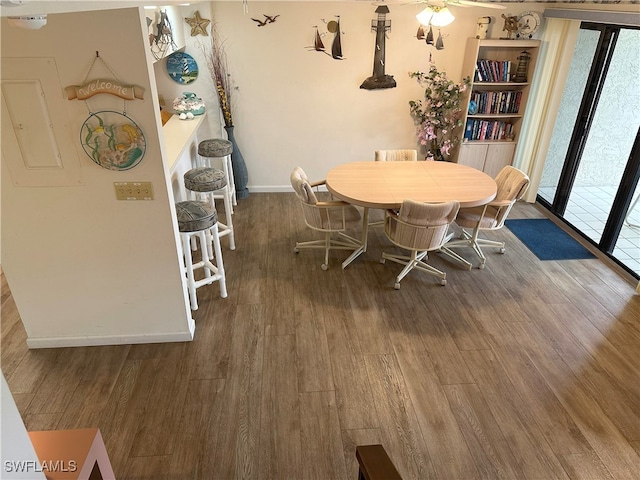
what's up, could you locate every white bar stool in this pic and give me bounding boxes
[198,139,237,208]
[184,167,236,250]
[175,200,227,310]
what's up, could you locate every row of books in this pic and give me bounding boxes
[474,59,511,83]
[464,119,514,141]
[470,90,523,115]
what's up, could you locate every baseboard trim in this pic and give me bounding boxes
[248,185,328,193]
[25,321,196,349]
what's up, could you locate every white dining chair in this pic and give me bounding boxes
[374,150,418,162]
[381,199,460,288]
[290,166,362,270]
[445,165,530,269]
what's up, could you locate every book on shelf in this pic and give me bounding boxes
[486,122,494,140]
[479,121,488,140]
[463,119,515,141]
[474,64,481,82]
[514,91,523,111]
[500,92,509,114]
[464,119,473,141]
[475,59,512,83]
[491,62,499,83]
[470,91,521,114]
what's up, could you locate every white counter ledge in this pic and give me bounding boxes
[162,112,206,173]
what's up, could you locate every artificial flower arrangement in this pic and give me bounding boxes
[409,65,471,160]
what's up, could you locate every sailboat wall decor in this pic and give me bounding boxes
[308,19,346,60]
[327,16,345,60]
[435,30,445,50]
[307,25,326,52]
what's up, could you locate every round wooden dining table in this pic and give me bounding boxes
[325,160,497,268]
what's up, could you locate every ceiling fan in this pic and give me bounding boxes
[361,0,506,49]
[409,0,506,25]
[364,0,505,9]
[404,0,506,10]
[406,0,505,50]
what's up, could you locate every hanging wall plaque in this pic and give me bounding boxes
[67,52,147,170]
[80,111,146,171]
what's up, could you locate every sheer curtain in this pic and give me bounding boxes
[512,16,580,203]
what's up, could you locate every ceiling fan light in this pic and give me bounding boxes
[416,7,434,26]
[431,7,455,27]
[7,15,47,29]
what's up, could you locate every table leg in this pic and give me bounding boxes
[362,207,369,252]
[341,207,369,269]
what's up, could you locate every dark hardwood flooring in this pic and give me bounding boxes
[2,193,639,479]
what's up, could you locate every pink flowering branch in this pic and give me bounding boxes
[409,65,470,160]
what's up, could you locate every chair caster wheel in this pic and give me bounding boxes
[394,282,401,290]
[293,247,299,253]
[478,262,485,270]
[500,247,506,254]
[321,264,328,271]
[440,279,447,286]
[380,258,386,264]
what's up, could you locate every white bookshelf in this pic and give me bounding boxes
[455,38,541,177]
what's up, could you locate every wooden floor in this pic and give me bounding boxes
[2,193,639,480]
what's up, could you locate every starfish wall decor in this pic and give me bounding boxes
[185,10,210,36]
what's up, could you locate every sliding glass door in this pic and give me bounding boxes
[538,23,640,277]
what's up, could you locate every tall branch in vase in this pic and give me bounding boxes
[200,24,234,127]
[199,23,249,198]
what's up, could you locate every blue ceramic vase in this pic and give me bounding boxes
[224,125,249,199]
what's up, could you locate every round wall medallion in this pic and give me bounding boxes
[166,51,199,85]
[517,11,541,39]
[80,111,146,170]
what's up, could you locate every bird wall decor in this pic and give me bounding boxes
[251,14,279,27]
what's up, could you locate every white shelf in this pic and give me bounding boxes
[162,112,206,173]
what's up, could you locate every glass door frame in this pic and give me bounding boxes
[537,21,640,257]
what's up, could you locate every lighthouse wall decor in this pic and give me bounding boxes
[360,5,396,90]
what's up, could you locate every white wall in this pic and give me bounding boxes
[198,1,533,189]
[1,7,194,347]
[169,1,635,193]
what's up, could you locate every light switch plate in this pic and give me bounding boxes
[114,182,153,200]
